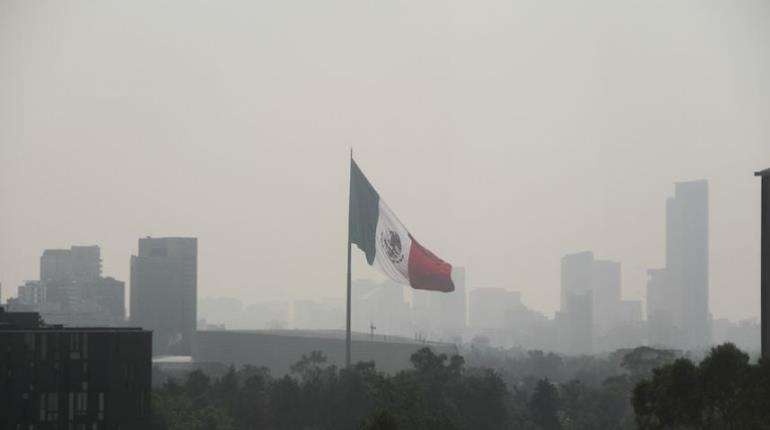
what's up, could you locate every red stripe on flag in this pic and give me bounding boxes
[407,236,454,292]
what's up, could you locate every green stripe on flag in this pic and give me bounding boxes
[349,160,380,265]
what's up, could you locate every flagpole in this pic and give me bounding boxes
[346,149,353,368]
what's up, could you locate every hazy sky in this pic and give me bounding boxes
[1,0,769,320]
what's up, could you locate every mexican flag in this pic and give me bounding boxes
[349,159,454,292]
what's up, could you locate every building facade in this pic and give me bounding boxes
[647,180,710,349]
[0,308,151,429]
[560,251,626,352]
[12,246,125,327]
[40,246,101,284]
[130,237,197,355]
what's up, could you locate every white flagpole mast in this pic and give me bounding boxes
[346,148,353,368]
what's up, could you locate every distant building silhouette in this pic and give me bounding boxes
[198,297,290,330]
[41,245,101,283]
[647,180,709,349]
[10,246,125,326]
[353,279,410,336]
[18,280,47,305]
[556,290,593,355]
[411,267,467,341]
[438,267,467,333]
[469,288,521,329]
[292,299,344,330]
[130,237,197,355]
[669,180,709,348]
[0,308,151,429]
[560,251,629,353]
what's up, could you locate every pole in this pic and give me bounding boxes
[756,169,769,358]
[346,150,353,368]
[759,172,769,358]
[346,235,352,367]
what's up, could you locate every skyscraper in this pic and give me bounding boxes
[130,237,197,355]
[646,180,709,349]
[668,180,709,348]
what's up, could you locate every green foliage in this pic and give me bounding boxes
[152,347,526,430]
[632,343,770,430]
[158,344,770,430]
[529,379,561,430]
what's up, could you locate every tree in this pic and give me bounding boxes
[620,347,675,381]
[698,343,749,428]
[358,411,398,430]
[529,379,561,430]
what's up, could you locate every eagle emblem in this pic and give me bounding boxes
[380,230,404,264]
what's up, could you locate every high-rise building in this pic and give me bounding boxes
[130,237,197,355]
[0,308,151,429]
[660,180,710,349]
[561,251,622,336]
[646,268,681,347]
[40,246,101,283]
[556,291,593,355]
[18,281,47,305]
[14,247,124,327]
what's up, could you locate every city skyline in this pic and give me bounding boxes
[2,1,769,322]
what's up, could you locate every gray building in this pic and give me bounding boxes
[13,247,125,327]
[130,237,197,355]
[469,287,521,329]
[648,181,710,349]
[40,245,101,283]
[556,291,593,355]
[561,251,622,339]
[668,180,709,348]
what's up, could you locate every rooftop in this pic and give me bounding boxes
[0,307,146,332]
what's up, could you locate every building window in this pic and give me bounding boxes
[40,334,47,361]
[82,334,88,360]
[76,392,87,416]
[40,392,59,421]
[69,334,80,360]
[97,393,104,421]
[46,392,59,421]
